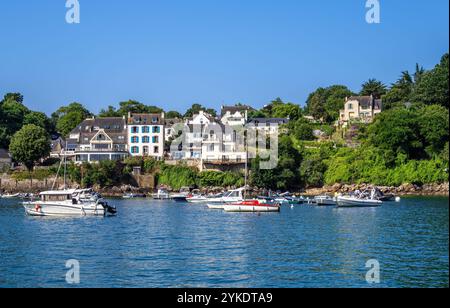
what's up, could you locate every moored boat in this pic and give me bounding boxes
[222,200,281,213]
[1,193,21,199]
[152,189,171,200]
[123,193,147,199]
[23,189,117,217]
[336,196,382,208]
[314,195,337,206]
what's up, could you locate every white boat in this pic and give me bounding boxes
[76,189,102,203]
[170,187,190,202]
[23,190,117,217]
[314,195,337,206]
[152,189,171,200]
[207,203,227,210]
[123,193,147,199]
[186,194,209,203]
[222,200,281,213]
[1,193,21,199]
[206,187,245,204]
[336,196,382,208]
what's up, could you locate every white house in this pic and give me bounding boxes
[127,113,165,159]
[66,117,129,163]
[220,105,253,126]
[339,96,383,127]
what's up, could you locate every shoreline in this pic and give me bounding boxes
[303,183,449,197]
[1,175,448,198]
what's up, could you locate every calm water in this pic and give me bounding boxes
[0,196,448,288]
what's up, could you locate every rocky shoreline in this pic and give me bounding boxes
[94,182,450,198]
[1,177,448,197]
[303,183,450,197]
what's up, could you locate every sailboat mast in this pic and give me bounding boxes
[63,141,67,190]
[244,129,248,200]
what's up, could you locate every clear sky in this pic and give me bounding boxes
[0,0,448,115]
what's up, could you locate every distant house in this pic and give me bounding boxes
[67,117,129,163]
[220,105,254,126]
[0,149,12,172]
[164,118,183,142]
[128,112,165,159]
[339,96,382,127]
[247,118,290,134]
[50,134,66,158]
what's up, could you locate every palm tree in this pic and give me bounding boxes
[360,79,388,98]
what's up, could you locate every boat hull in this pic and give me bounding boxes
[222,205,281,213]
[315,199,337,206]
[207,203,226,210]
[336,197,382,208]
[23,202,107,217]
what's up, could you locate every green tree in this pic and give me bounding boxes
[292,118,315,141]
[98,106,121,117]
[417,105,449,156]
[166,111,183,119]
[2,93,24,104]
[184,104,216,118]
[271,102,302,121]
[306,85,354,122]
[367,108,423,159]
[53,102,92,136]
[360,79,387,98]
[23,111,53,132]
[9,125,51,171]
[412,53,449,108]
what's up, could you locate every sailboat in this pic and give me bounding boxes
[217,130,281,213]
[23,148,116,217]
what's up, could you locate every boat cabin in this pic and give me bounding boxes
[39,190,76,202]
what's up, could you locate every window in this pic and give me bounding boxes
[152,117,159,123]
[348,104,353,110]
[142,126,150,133]
[152,136,159,143]
[152,126,160,133]
[131,136,139,143]
[143,146,149,155]
[142,136,150,143]
[154,146,159,154]
[131,126,139,134]
[131,146,139,154]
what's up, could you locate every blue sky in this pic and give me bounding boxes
[0,0,448,115]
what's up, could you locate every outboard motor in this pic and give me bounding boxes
[99,200,117,216]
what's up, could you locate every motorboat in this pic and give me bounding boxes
[152,189,171,200]
[76,189,102,203]
[186,195,209,203]
[314,195,337,206]
[1,193,21,199]
[222,200,281,213]
[170,187,191,202]
[336,196,382,207]
[23,189,117,217]
[123,193,147,199]
[206,187,245,204]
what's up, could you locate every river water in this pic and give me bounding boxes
[0,196,448,288]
